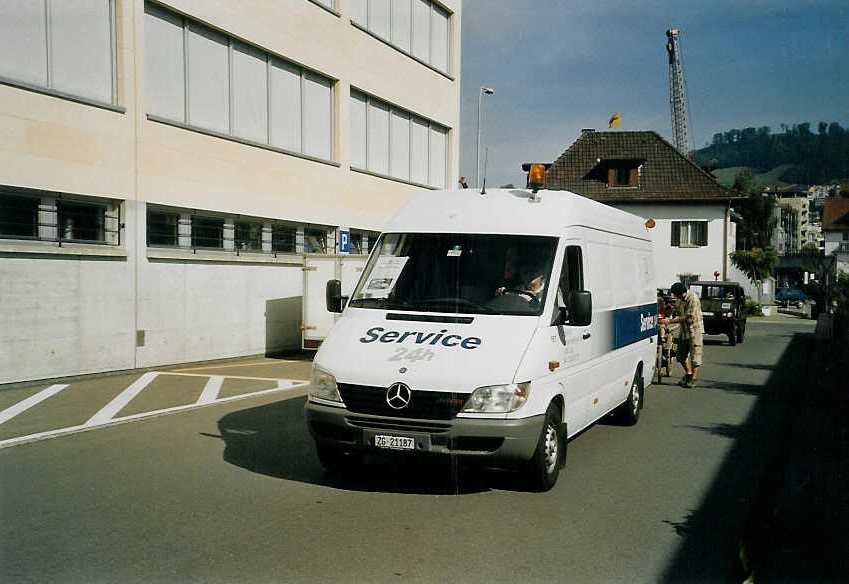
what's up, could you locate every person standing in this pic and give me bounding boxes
[458,176,469,188]
[660,282,704,388]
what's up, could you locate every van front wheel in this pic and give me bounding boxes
[524,403,565,492]
[614,372,643,426]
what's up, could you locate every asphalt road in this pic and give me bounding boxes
[0,315,817,583]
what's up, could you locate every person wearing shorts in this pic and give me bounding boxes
[659,282,704,388]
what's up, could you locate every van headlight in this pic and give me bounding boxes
[309,366,342,403]
[462,382,530,413]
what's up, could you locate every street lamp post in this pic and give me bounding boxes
[475,87,494,188]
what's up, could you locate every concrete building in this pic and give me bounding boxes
[0,0,462,384]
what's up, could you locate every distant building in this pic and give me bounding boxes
[0,0,462,383]
[822,198,849,275]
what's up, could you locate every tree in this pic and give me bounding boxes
[730,170,778,305]
[732,171,777,249]
[730,247,778,306]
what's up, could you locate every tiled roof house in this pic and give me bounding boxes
[822,197,849,274]
[528,129,745,289]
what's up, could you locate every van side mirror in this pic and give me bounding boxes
[563,290,592,326]
[326,279,344,313]
[553,290,592,326]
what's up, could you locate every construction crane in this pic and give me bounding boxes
[665,28,690,155]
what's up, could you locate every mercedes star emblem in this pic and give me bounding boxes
[385,382,412,410]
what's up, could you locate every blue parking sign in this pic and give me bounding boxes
[339,228,350,254]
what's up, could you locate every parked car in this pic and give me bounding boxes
[775,287,806,308]
[689,281,747,346]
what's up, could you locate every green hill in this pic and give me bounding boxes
[711,164,797,188]
[693,122,849,185]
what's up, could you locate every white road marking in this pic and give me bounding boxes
[0,379,308,449]
[0,384,69,426]
[86,372,159,426]
[197,375,224,405]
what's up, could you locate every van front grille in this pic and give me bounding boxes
[338,383,467,420]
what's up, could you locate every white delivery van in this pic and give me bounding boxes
[305,170,658,490]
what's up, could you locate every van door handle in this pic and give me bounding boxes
[582,332,591,340]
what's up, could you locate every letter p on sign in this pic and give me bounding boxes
[339,227,350,254]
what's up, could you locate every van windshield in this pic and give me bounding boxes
[691,284,737,300]
[348,233,557,316]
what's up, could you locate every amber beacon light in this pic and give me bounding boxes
[528,164,546,193]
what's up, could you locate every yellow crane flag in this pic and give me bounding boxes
[608,112,621,128]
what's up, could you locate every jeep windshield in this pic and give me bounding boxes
[348,233,557,316]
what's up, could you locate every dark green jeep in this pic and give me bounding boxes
[689,281,747,346]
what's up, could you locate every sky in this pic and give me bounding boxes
[458,0,849,189]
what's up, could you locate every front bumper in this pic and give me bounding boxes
[305,400,544,465]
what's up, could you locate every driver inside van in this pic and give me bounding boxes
[496,263,545,300]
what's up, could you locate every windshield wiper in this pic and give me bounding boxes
[417,297,495,314]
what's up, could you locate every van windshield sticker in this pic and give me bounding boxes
[359,327,482,350]
[364,256,409,298]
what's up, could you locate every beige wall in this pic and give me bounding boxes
[0,0,461,383]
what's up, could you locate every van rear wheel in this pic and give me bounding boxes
[524,403,565,492]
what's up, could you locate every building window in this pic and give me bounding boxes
[351,0,451,75]
[350,229,380,254]
[304,228,328,253]
[351,90,447,188]
[1,186,120,245]
[147,208,179,247]
[0,0,117,105]
[58,200,106,242]
[235,220,263,251]
[671,221,708,247]
[0,194,39,239]
[309,0,335,10]
[192,216,224,249]
[272,224,297,253]
[144,2,335,161]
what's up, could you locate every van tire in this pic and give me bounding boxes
[524,403,565,492]
[316,443,362,473]
[615,371,643,426]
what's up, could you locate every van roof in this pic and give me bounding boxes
[385,188,652,240]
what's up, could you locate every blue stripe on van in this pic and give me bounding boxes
[612,303,658,350]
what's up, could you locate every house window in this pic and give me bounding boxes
[0,0,117,106]
[607,163,639,187]
[144,2,335,161]
[671,221,708,247]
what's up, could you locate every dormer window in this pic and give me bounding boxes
[606,160,641,188]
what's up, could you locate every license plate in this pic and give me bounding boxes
[374,435,415,450]
[702,311,713,316]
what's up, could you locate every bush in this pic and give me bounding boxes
[744,299,764,317]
